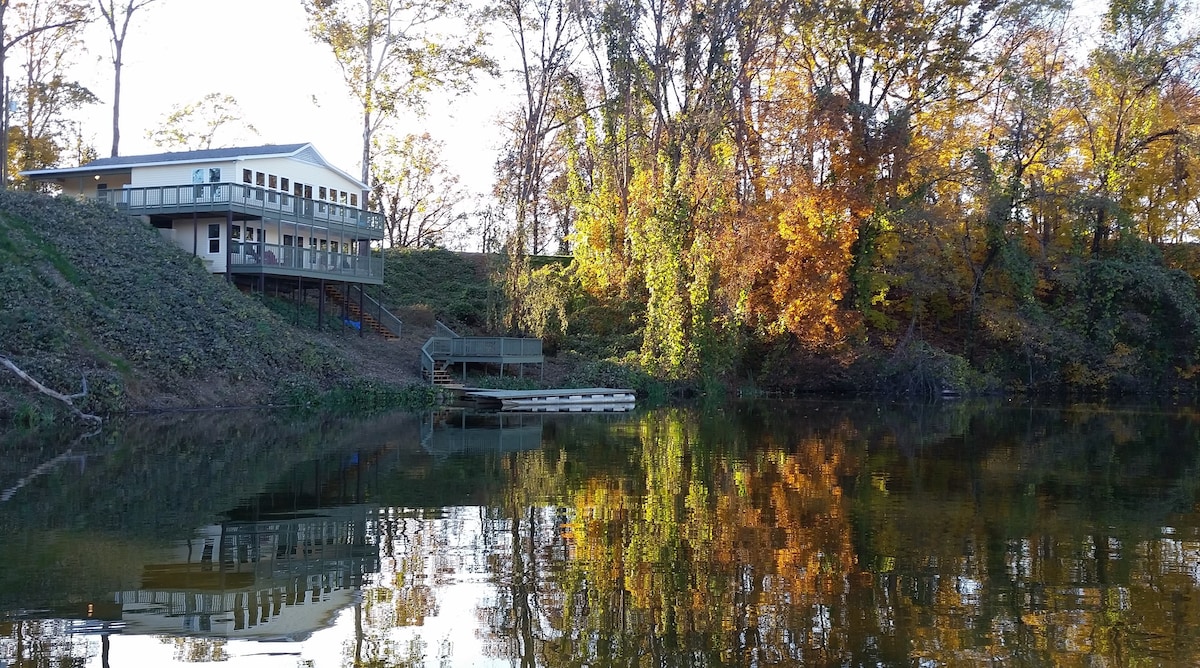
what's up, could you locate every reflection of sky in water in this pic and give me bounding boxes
[90,578,503,667]
[8,403,1200,667]
[58,507,516,667]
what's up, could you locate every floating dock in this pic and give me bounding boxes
[455,387,636,412]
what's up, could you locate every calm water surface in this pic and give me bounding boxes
[2,400,1200,666]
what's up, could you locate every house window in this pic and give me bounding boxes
[209,168,221,182]
[350,193,357,207]
[256,172,265,186]
[339,191,347,204]
[208,224,220,253]
[303,185,313,199]
[268,174,277,189]
[319,186,327,200]
[192,168,207,198]
[281,177,290,192]
[242,169,252,183]
[294,182,303,197]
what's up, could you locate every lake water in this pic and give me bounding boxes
[3,400,1200,666]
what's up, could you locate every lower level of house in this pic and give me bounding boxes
[151,212,383,285]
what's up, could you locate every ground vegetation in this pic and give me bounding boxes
[0,191,428,426]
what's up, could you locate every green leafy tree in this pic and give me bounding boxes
[371,131,468,248]
[145,92,259,150]
[1,0,93,187]
[303,0,495,188]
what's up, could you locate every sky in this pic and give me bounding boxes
[67,0,509,197]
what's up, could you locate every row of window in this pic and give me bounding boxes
[242,169,359,208]
[206,223,353,255]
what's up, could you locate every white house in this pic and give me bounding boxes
[22,143,400,337]
[22,143,385,286]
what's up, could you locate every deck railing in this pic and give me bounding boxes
[97,183,384,233]
[421,336,453,380]
[421,335,544,383]
[229,241,383,281]
[448,337,544,359]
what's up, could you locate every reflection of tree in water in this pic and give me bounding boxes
[475,408,862,665]
[10,404,1200,666]
[467,403,1200,666]
[0,619,96,667]
[347,507,466,668]
[162,636,228,663]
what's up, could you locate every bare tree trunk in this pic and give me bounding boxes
[100,1,161,157]
[111,44,122,157]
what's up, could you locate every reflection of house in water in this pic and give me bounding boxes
[106,440,408,641]
[115,504,378,640]
[421,410,549,459]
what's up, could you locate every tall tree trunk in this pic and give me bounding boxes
[110,42,122,156]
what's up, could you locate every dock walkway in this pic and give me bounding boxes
[455,387,636,412]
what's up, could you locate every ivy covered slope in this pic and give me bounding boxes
[0,191,364,420]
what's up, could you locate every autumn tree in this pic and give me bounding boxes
[303,0,495,190]
[943,2,1080,348]
[372,132,468,248]
[145,92,258,150]
[558,0,754,376]
[96,0,158,157]
[1077,0,1200,253]
[477,0,1200,389]
[0,0,92,186]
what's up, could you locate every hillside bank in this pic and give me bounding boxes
[0,191,436,425]
[5,191,1200,428]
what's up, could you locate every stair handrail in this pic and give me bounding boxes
[421,336,453,383]
[345,284,403,338]
[435,320,459,338]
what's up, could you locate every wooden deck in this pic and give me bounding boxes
[421,334,545,384]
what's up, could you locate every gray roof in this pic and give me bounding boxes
[80,143,310,168]
[21,142,368,190]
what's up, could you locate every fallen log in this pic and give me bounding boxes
[0,354,102,425]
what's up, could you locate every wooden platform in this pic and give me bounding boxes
[455,387,636,412]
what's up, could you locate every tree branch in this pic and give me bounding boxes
[3,19,87,52]
[0,355,102,424]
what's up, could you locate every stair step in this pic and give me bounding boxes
[424,365,458,386]
[324,285,401,340]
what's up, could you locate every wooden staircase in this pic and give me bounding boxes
[324,285,399,340]
[423,360,460,387]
